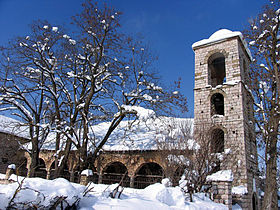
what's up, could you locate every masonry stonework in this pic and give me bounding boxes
[193,34,259,209]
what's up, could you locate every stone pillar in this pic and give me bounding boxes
[80,169,93,186]
[98,174,102,184]
[5,164,16,184]
[70,171,75,182]
[46,170,51,180]
[130,176,135,188]
[211,181,232,210]
[5,165,15,180]
[80,174,89,186]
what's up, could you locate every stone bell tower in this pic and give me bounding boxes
[192,29,259,209]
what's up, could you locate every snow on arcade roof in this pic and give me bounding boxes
[192,29,252,61]
[0,113,194,152]
[89,116,194,152]
[0,115,29,139]
[34,116,194,152]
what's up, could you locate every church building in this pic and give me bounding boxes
[0,29,260,210]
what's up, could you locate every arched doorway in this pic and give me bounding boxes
[34,158,47,179]
[134,162,164,189]
[102,162,130,187]
[208,53,226,86]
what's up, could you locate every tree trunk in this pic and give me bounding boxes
[55,137,72,178]
[28,138,39,177]
[91,115,125,165]
[262,129,278,210]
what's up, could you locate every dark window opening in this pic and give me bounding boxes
[134,162,164,189]
[208,54,226,86]
[211,129,224,153]
[211,93,224,115]
[102,162,130,187]
[1,157,8,164]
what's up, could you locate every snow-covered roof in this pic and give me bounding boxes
[0,115,29,139]
[33,116,194,152]
[206,169,233,182]
[89,116,193,152]
[0,113,193,152]
[192,29,252,61]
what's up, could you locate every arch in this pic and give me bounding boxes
[210,128,225,153]
[18,157,28,177]
[173,166,185,186]
[49,161,71,181]
[34,158,47,179]
[208,53,226,86]
[210,93,224,116]
[102,161,130,187]
[134,162,164,189]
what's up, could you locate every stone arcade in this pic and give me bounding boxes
[0,29,260,210]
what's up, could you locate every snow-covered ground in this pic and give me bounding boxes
[0,174,238,210]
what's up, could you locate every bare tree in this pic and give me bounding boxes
[0,24,58,176]
[156,120,229,202]
[0,1,188,178]
[243,1,280,208]
[55,1,188,174]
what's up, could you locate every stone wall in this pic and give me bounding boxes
[0,132,28,175]
[210,181,233,210]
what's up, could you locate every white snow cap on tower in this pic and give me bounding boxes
[192,29,252,61]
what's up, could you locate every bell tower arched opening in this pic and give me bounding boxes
[211,93,224,116]
[210,128,224,153]
[208,53,226,86]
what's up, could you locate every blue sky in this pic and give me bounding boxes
[0,0,268,117]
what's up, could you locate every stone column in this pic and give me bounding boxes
[5,165,15,179]
[5,164,16,184]
[130,176,135,188]
[46,170,51,180]
[98,174,102,184]
[70,171,75,182]
[80,169,93,186]
[80,175,89,186]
